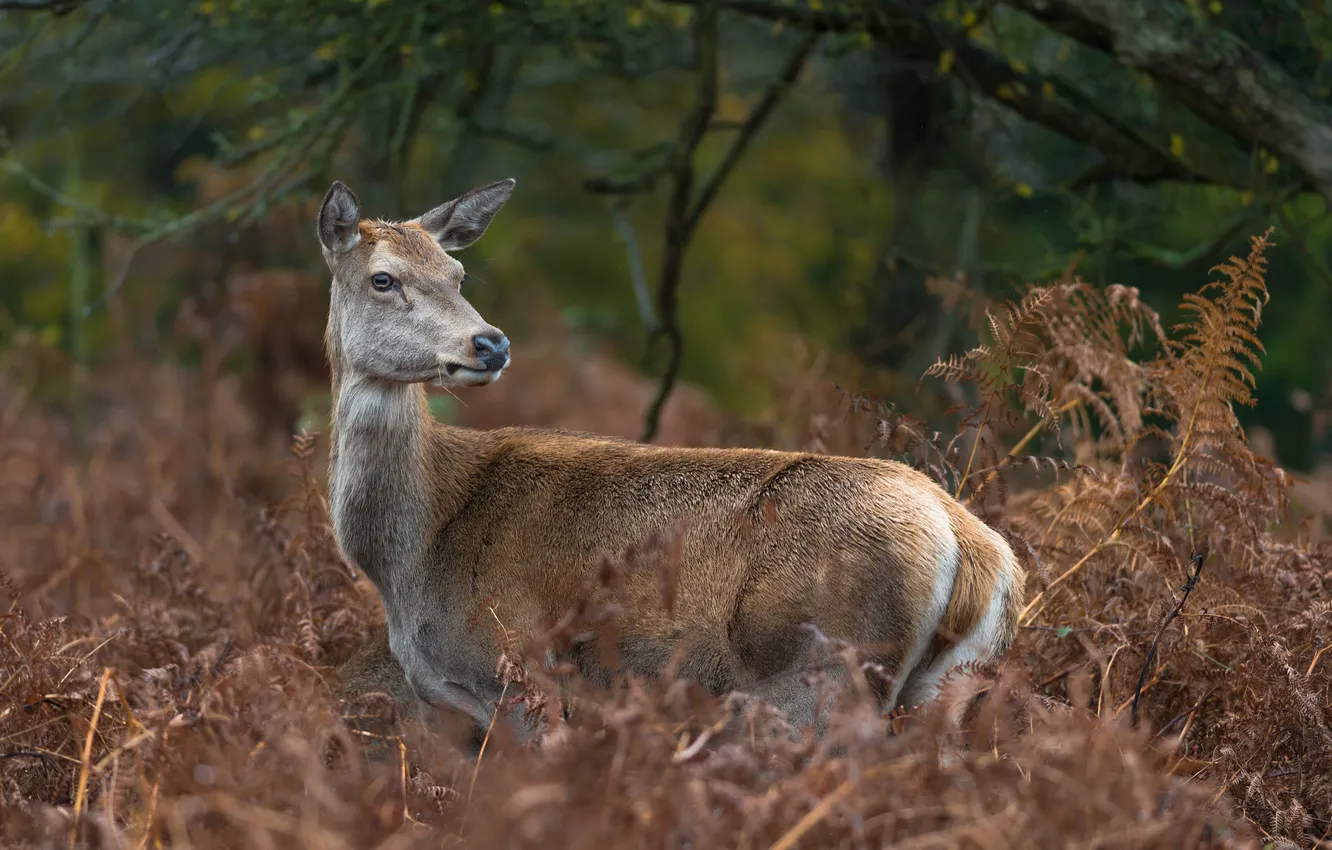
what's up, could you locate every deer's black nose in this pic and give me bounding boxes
[472,333,510,371]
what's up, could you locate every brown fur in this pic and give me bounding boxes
[318,178,1026,744]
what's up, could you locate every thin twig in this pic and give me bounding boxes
[682,31,817,236]
[1124,188,1285,270]
[0,750,61,767]
[1131,552,1206,727]
[1035,663,1088,689]
[396,737,426,827]
[56,628,126,688]
[202,793,358,850]
[954,400,992,500]
[134,783,159,850]
[3,24,401,316]
[1155,685,1215,741]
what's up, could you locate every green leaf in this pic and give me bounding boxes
[1056,626,1072,638]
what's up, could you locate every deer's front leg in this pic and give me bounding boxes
[389,617,542,746]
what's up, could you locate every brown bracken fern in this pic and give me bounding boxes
[1,228,1329,847]
[1018,229,1287,625]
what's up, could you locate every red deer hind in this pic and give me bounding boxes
[319,177,1025,746]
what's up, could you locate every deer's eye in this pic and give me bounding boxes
[371,272,395,291]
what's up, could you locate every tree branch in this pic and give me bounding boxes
[1001,0,1332,200]
[668,0,1254,191]
[471,121,556,153]
[612,204,657,332]
[684,30,818,234]
[0,0,82,11]
[639,19,818,443]
[1120,182,1300,270]
[668,0,898,37]
[992,0,1113,51]
[639,2,720,443]
[1,24,401,315]
[943,35,1251,190]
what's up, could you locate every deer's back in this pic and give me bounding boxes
[438,425,953,558]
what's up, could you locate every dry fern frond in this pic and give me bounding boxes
[923,287,1055,498]
[6,231,1330,846]
[1018,229,1286,625]
[921,279,1164,503]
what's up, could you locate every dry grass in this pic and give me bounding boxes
[2,231,1329,849]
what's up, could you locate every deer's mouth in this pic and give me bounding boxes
[439,363,505,387]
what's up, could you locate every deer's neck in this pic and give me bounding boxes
[326,361,481,600]
[327,369,429,595]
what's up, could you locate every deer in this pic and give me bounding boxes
[317,176,1026,748]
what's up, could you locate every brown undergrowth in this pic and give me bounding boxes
[1,230,1328,848]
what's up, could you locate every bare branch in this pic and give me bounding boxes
[668,0,895,37]
[685,30,818,233]
[640,1,720,443]
[639,19,818,443]
[1121,183,1301,270]
[1001,0,1332,201]
[1,22,406,315]
[472,121,556,153]
[668,0,1258,192]
[942,37,1252,191]
[0,0,82,11]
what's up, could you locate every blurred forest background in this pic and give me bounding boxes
[2,0,1332,464]
[7,3,1332,847]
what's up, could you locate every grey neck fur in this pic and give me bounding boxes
[326,304,435,610]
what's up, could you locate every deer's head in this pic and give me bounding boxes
[317,178,515,388]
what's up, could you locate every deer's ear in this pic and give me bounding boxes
[413,178,515,252]
[318,180,362,256]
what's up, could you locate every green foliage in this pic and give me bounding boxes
[2,0,1332,465]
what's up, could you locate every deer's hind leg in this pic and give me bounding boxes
[730,665,830,739]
